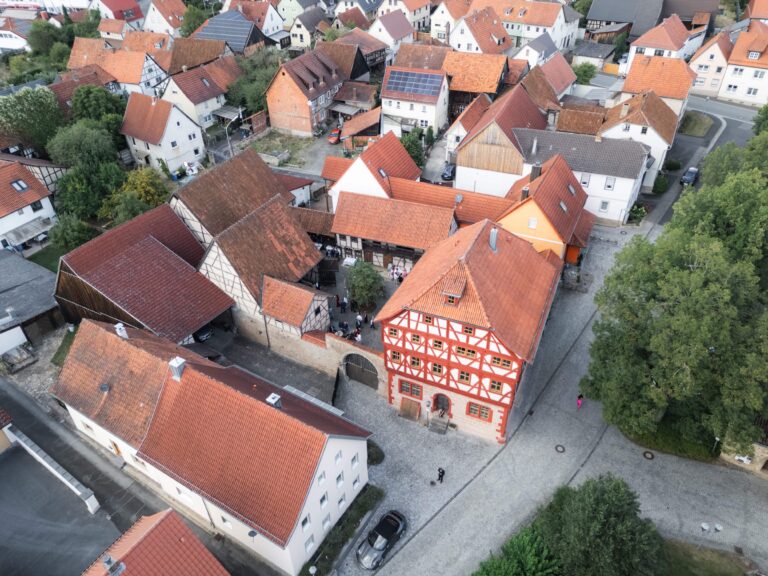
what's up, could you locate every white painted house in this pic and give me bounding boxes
[52,320,372,576]
[0,163,56,251]
[334,0,382,20]
[97,0,144,25]
[626,14,705,71]
[444,93,491,160]
[142,0,186,37]
[277,0,321,27]
[0,16,32,53]
[717,20,768,106]
[449,6,513,55]
[430,0,471,42]
[689,32,734,97]
[369,9,413,63]
[121,92,203,173]
[471,0,579,50]
[380,66,449,137]
[376,0,430,31]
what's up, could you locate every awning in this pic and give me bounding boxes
[5,216,55,246]
[212,105,242,121]
[269,30,290,41]
[330,103,361,115]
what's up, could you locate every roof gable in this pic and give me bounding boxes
[376,9,413,40]
[632,14,689,50]
[601,90,677,145]
[121,92,175,145]
[358,131,422,190]
[262,276,319,326]
[151,0,187,29]
[728,20,768,69]
[0,162,50,218]
[280,50,343,98]
[622,55,696,99]
[539,52,576,95]
[690,31,733,63]
[460,6,510,54]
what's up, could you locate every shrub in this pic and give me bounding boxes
[425,126,435,147]
[652,173,669,194]
[50,213,99,251]
[367,439,385,465]
[663,158,681,171]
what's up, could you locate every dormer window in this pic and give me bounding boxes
[446,295,456,304]
[749,51,761,60]
[11,179,27,192]
[518,8,526,16]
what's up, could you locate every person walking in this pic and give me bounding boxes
[437,467,445,484]
[341,296,348,313]
[356,313,363,329]
[335,294,340,308]
[577,394,584,410]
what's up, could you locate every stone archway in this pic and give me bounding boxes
[343,353,379,389]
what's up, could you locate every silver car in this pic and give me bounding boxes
[356,510,407,570]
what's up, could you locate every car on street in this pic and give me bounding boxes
[680,166,699,186]
[441,162,456,181]
[327,128,342,145]
[356,510,407,570]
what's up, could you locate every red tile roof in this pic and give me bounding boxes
[442,51,507,93]
[375,10,414,41]
[52,320,217,447]
[138,362,370,546]
[458,84,546,151]
[341,106,381,137]
[504,154,589,244]
[0,406,12,427]
[471,0,562,26]
[279,50,343,99]
[214,196,323,302]
[229,0,270,28]
[359,131,422,191]
[402,0,431,11]
[555,108,604,135]
[261,276,319,326]
[520,65,561,111]
[122,30,170,53]
[276,172,313,191]
[540,52,576,95]
[68,38,146,84]
[171,55,241,104]
[382,65,446,104]
[377,220,560,361]
[290,206,335,236]
[49,67,116,113]
[175,148,294,236]
[691,31,733,63]
[504,57,529,85]
[153,38,229,74]
[728,20,768,69]
[449,93,491,132]
[336,7,370,29]
[97,18,126,34]
[623,56,696,100]
[121,93,174,145]
[315,42,366,80]
[601,90,678,145]
[84,509,229,576]
[333,192,455,249]
[442,0,473,19]
[151,0,187,30]
[394,43,450,69]
[389,177,512,224]
[335,27,388,54]
[101,0,144,21]
[0,163,50,219]
[461,7,511,54]
[321,156,354,181]
[632,14,690,50]
[748,0,768,19]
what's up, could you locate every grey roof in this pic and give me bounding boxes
[297,0,320,7]
[193,11,263,53]
[297,6,330,33]
[0,78,46,97]
[662,0,719,20]
[358,0,383,12]
[512,128,650,179]
[0,251,57,331]
[573,41,615,59]
[515,32,557,60]
[563,4,581,23]
[586,0,663,37]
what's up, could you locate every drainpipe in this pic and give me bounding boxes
[259,274,272,350]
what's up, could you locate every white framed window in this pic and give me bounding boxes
[317,471,326,485]
[305,535,315,553]
[732,67,744,76]
[697,64,709,72]
[338,494,347,509]
[353,475,361,490]
[641,126,648,134]
[301,514,311,532]
[320,492,328,508]
[604,177,616,190]
[322,514,331,530]
[754,70,766,79]
[580,173,590,186]
[710,78,720,87]
[351,453,359,468]
[748,87,759,96]
[622,123,630,131]
[599,201,609,212]
[335,450,342,466]
[336,472,344,488]
[695,78,705,86]
[716,66,723,73]
[726,84,738,92]
[749,51,760,60]
[527,217,537,229]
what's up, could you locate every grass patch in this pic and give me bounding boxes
[623,417,717,462]
[664,539,752,576]
[28,245,67,273]
[300,484,385,576]
[679,111,714,137]
[367,439,385,466]
[51,327,77,368]
[251,131,312,166]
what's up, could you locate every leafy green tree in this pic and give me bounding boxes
[27,20,66,55]
[346,261,385,312]
[534,475,665,576]
[71,10,101,39]
[425,126,435,147]
[754,103,768,135]
[99,112,126,149]
[324,28,341,41]
[613,32,628,61]
[71,85,125,121]
[0,86,63,152]
[227,49,282,112]
[121,168,168,207]
[57,162,126,219]
[47,120,116,168]
[50,213,99,251]
[741,130,768,173]
[572,62,597,85]
[572,0,592,15]
[400,132,424,167]
[49,42,71,68]
[110,190,151,225]
[699,141,743,188]
[181,5,207,37]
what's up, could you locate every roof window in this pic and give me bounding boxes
[567,183,575,196]
[202,78,210,87]
[559,200,568,212]
[518,7,527,16]
[11,179,27,192]
[749,51,761,60]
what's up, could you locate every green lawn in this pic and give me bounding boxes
[300,484,385,576]
[28,245,67,273]
[664,539,752,576]
[679,111,715,137]
[51,327,77,368]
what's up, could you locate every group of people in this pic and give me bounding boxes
[330,295,376,343]
[388,264,409,284]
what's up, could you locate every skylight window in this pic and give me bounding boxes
[11,179,27,192]
[749,51,761,60]
[567,184,575,196]
[559,200,568,212]
[202,78,210,87]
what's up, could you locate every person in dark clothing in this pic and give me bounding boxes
[437,468,445,483]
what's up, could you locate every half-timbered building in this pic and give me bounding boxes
[375,220,561,443]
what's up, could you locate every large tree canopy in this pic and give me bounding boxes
[227,49,282,113]
[47,120,117,168]
[0,87,63,152]
[71,85,125,121]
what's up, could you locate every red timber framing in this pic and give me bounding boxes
[381,308,524,442]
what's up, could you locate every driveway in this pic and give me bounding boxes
[421,137,448,183]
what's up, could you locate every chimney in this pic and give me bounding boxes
[620,102,630,118]
[531,137,538,155]
[182,64,188,72]
[530,161,542,181]
[169,356,186,381]
[489,227,498,252]
[266,392,282,408]
[114,322,128,339]
[521,185,530,200]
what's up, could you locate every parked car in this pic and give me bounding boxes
[356,510,407,570]
[441,162,456,181]
[735,454,753,465]
[680,166,699,186]
[327,128,342,145]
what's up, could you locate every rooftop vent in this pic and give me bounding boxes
[114,323,128,339]
[266,393,282,408]
[489,227,498,252]
[521,185,530,200]
[454,193,463,205]
[102,554,126,575]
[169,356,186,381]
[100,383,110,393]
[559,200,568,212]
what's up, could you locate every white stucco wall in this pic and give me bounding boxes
[143,2,179,36]
[329,159,388,211]
[127,106,204,173]
[601,123,669,187]
[0,326,27,355]
[454,165,518,196]
[0,195,55,247]
[717,64,768,106]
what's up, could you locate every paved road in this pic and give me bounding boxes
[688,95,758,124]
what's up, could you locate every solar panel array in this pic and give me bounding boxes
[384,70,442,97]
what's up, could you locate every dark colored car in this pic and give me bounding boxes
[680,166,699,185]
[441,163,456,181]
[193,325,214,342]
[356,510,407,570]
[327,128,342,144]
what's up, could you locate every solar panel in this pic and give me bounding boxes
[384,70,442,97]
